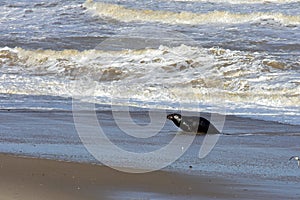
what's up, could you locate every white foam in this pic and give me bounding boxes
[1,45,299,125]
[83,0,300,26]
[167,0,300,4]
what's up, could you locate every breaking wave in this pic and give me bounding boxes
[1,45,299,110]
[167,0,300,4]
[83,0,300,26]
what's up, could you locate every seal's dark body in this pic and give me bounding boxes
[167,113,220,134]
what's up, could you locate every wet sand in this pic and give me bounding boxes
[0,109,300,199]
[0,153,241,200]
[1,153,299,200]
[0,154,299,200]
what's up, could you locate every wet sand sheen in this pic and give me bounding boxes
[1,153,299,200]
[0,154,243,200]
[0,109,299,199]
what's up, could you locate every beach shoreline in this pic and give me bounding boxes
[0,108,299,199]
[0,153,236,200]
[1,0,300,199]
[1,153,298,200]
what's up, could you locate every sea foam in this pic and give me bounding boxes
[84,0,300,26]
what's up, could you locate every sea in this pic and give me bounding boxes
[0,0,299,125]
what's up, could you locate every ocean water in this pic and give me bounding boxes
[0,0,299,125]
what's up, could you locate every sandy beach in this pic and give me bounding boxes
[0,153,298,200]
[0,108,299,199]
[0,153,240,200]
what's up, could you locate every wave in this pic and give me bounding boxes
[83,0,300,26]
[166,0,300,4]
[1,45,300,125]
[1,45,299,108]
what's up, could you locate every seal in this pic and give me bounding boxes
[167,113,220,134]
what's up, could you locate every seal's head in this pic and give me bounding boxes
[167,113,181,127]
